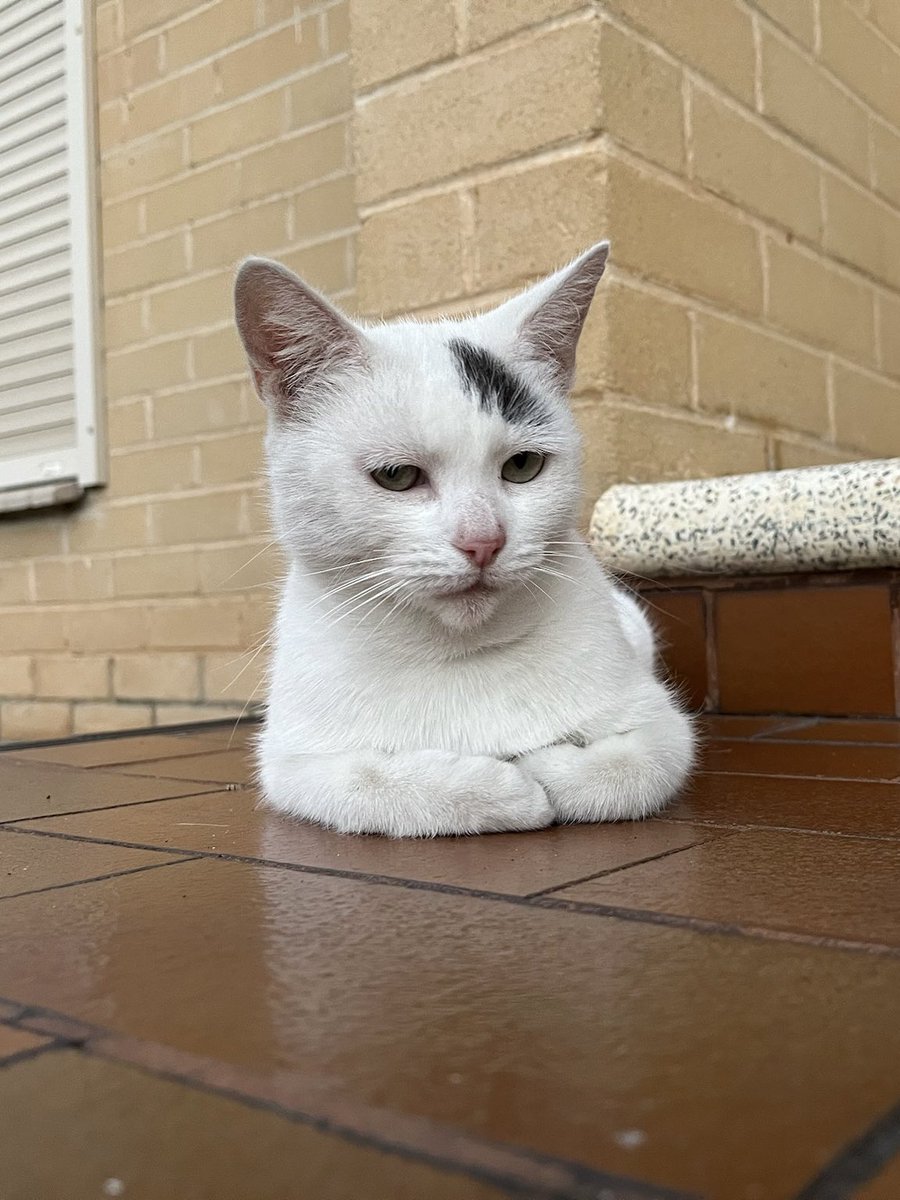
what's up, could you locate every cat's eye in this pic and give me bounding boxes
[501,451,545,483]
[371,464,423,492]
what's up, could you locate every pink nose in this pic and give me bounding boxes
[454,532,506,569]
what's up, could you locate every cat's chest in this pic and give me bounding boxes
[273,635,618,756]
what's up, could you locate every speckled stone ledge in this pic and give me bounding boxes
[589,458,900,578]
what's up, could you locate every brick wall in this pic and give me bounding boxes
[2,0,899,741]
[0,0,354,740]
[351,0,900,517]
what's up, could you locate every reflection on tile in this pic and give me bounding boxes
[769,719,900,745]
[1,1050,511,1200]
[705,739,900,781]
[0,1025,51,1063]
[18,792,714,896]
[0,829,185,897]
[559,829,900,946]
[0,758,214,822]
[9,734,233,768]
[1,859,899,1200]
[119,751,251,785]
[667,772,900,838]
[698,715,812,740]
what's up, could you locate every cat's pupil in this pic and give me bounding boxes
[513,453,528,468]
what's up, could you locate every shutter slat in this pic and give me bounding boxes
[0,273,68,320]
[0,316,69,368]
[0,345,72,393]
[0,394,71,436]
[0,246,69,297]
[0,196,67,252]
[0,0,59,40]
[0,88,64,146]
[0,222,69,282]
[0,122,67,186]
[0,368,71,412]
[0,23,64,88]
[0,417,75,460]
[0,7,63,65]
[0,295,70,345]
[0,171,66,229]
[0,146,65,204]
[0,48,61,110]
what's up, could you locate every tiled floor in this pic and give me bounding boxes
[1,716,899,1199]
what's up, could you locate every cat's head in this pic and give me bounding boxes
[234,244,608,632]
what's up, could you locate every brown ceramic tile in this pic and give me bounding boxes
[699,715,813,740]
[0,758,216,822]
[855,1155,900,1200]
[666,771,900,838]
[714,584,896,716]
[1,860,900,1199]
[190,722,260,750]
[18,791,714,896]
[642,590,708,710]
[1,1050,514,1200]
[704,738,900,781]
[0,1025,51,1063]
[769,718,900,745]
[119,750,251,785]
[559,829,900,947]
[0,828,187,898]
[10,733,237,768]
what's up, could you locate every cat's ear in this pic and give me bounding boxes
[498,242,609,390]
[234,257,364,418]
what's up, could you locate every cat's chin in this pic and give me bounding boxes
[423,586,503,632]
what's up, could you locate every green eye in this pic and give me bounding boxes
[371,464,422,492]
[501,451,545,483]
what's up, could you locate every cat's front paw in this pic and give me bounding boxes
[430,752,553,833]
[520,734,679,824]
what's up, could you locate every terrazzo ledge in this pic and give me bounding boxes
[589,458,900,579]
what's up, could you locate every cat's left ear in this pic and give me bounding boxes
[501,242,609,390]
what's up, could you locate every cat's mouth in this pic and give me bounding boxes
[435,580,496,600]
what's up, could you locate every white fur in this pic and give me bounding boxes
[235,247,696,837]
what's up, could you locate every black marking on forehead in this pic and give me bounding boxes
[449,338,549,427]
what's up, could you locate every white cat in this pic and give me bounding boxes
[234,243,695,837]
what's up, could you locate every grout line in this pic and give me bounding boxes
[8,825,900,956]
[0,994,698,1200]
[793,1098,900,1200]
[524,832,739,898]
[703,769,900,785]
[0,847,201,903]
[0,1038,70,1072]
[0,788,231,827]
[658,816,900,845]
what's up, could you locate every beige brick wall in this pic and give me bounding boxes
[352,0,900,511]
[3,0,900,741]
[0,0,354,740]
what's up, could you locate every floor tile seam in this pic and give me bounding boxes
[0,719,260,753]
[80,1041,701,1200]
[0,853,202,903]
[0,993,701,1200]
[759,737,900,748]
[656,817,900,844]
[0,787,227,826]
[80,745,249,769]
[0,1037,70,1072]
[749,718,820,739]
[793,1098,900,1199]
[703,769,900,784]
[525,829,744,898]
[6,825,898,957]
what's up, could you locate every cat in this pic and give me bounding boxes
[234,242,695,837]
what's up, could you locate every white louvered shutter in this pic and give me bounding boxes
[0,0,102,513]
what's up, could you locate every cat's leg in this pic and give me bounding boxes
[261,748,553,837]
[517,696,695,824]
